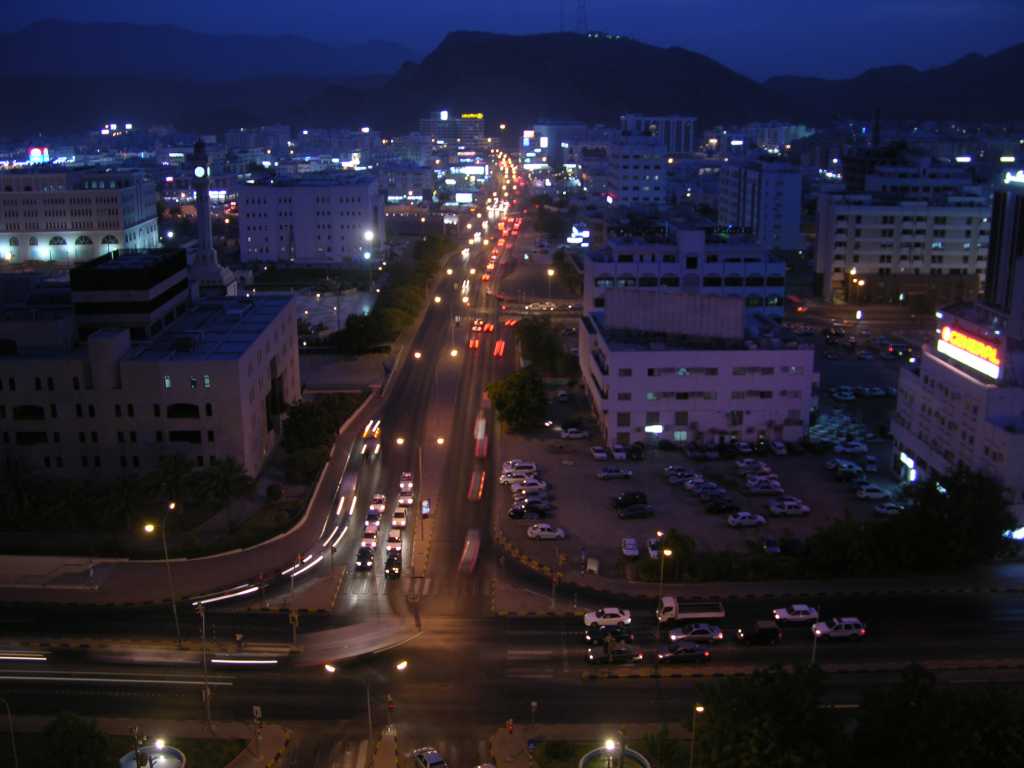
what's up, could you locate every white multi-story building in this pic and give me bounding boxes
[608,133,667,209]
[620,115,697,156]
[816,190,990,301]
[239,174,384,265]
[579,290,817,447]
[583,228,786,315]
[718,160,803,251]
[0,170,159,263]
[0,249,300,481]
[891,182,1024,523]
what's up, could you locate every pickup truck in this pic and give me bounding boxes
[656,596,726,624]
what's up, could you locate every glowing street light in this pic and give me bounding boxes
[434,295,442,304]
[413,351,422,360]
[363,229,375,243]
[395,437,405,446]
[436,437,445,445]
[395,660,409,671]
[324,663,337,673]
[450,348,459,357]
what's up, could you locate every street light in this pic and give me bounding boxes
[395,659,409,671]
[143,501,182,648]
[363,229,375,243]
[436,437,445,445]
[689,705,705,768]
[547,267,555,299]
[446,268,454,276]
[434,295,442,304]
[413,351,422,360]
[657,548,673,639]
[450,348,459,357]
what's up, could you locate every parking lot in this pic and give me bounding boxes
[497,399,901,579]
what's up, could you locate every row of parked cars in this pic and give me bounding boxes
[500,459,569,539]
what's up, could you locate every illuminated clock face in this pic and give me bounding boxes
[194,165,206,179]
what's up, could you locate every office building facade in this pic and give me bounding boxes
[620,114,697,155]
[718,160,803,251]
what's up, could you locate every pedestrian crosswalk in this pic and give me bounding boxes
[316,736,492,768]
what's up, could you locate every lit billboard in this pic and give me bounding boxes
[936,325,1001,380]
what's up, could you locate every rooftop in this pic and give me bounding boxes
[248,172,377,188]
[586,310,808,353]
[130,295,292,362]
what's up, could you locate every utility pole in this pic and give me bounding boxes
[198,605,212,728]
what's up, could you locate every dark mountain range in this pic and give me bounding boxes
[0,20,417,80]
[764,43,1024,122]
[0,26,1021,141]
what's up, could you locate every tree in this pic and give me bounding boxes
[38,712,110,768]
[694,665,844,768]
[487,367,547,432]
[515,317,572,376]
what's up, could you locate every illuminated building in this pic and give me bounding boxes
[0,170,159,263]
[891,179,1024,522]
[620,114,697,156]
[718,159,803,252]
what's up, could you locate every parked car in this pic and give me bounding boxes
[874,502,905,517]
[857,485,890,500]
[621,537,640,558]
[769,440,788,456]
[502,460,537,474]
[812,617,867,639]
[590,446,609,461]
[706,499,741,515]
[526,523,565,540]
[583,607,632,627]
[613,491,648,509]
[598,466,633,480]
[762,537,782,554]
[507,503,551,519]
[773,604,819,623]
[728,512,767,528]
[511,478,548,494]
[420,499,431,518]
[560,427,590,440]
[618,504,656,519]
[768,498,810,517]
[836,440,869,454]
[610,444,627,460]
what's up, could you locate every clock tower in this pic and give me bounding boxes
[189,139,237,297]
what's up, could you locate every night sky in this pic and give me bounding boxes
[9,0,1024,79]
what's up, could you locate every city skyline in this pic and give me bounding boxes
[5,0,1024,79]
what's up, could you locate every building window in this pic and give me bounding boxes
[153,404,161,417]
[46,377,54,391]
[205,403,213,417]
[34,377,41,391]
[203,374,212,389]
[190,377,198,390]
[75,404,83,418]
[617,413,631,427]
[156,431,163,442]
[115,404,122,417]
[88,405,95,417]
[128,404,134,417]
[617,393,631,401]
[163,375,172,389]
[208,430,215,442]
[618,368,633,377]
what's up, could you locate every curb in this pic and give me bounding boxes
[265,729,292,768]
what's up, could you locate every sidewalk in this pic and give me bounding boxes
[488,723,689,768]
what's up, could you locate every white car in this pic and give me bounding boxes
[385,528,403,552]
[728,512,767,528]
[500,470,536,485]
[590,446,609,461]
[560,427,590,440]
[621,537,640,558]
[610,444,627,460]
[583,607,632,627]
[748,482,784,496]
[598,466,633,480]
[856,485,889,500]
[768,499,810,516]
[527,523,565,540]
[502,459,537,474]
[369,493,387,515]
[392,508,408,528]
[812,617,867,639]
[773,604,819,623]
[399,472,414,493]
[735,458,762,473]
[364,517,381,536]
[874,501,905,517]
[667,623,724,643]
[511,478,548,494]
[361,531,378,549]
[667,472,700,485]
[397,492,415,507]
[412,747,449,768]
[769,440,788,456]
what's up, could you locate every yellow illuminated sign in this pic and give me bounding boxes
[937,325,1001,380]
[461,113,484,120]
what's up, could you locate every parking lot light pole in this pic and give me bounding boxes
[144,501,181,649]
[689,704,704,768]
[656,548,673,640]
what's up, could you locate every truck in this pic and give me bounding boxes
[656,597,726,624]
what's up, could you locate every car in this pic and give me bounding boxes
[514,490,551,505]
[705,499,741,515]
[392,508,408,528]
[663,464,694,477]
[646,538,662,559]
[384,552,402,579]
[583,607,632,627]
[734,458,762,473]
[769,440,788,456]
[556,390,570,402]
[832,390,855,402]
[768,499,810,516]
[618,504,655,519]
[621,537,640,558]
[762,537,782,554]
[857,351,874,361]
[747,482,784,496]
[500,470,536,485]
[355,546,375,571]
[666,471,698,485]
[874,502,905,517]
[610,444,627,460]
[526,523,565,540]
[736,441,753,454]
[386,528,403,552]
[511,478,548,494]
[420,499,431,518]
[467,337,481,350]
[667,623,724,643]
[583,624,635,645]
[728,512,767,528]
[590,446,610,461]
[361,530,378,549]
[397,492,415,507]
[586,645,644,665]
[508,504,549,519]
[598,466,633,480]
[502,459,537,474]
[613,491,648,509]
[399,472,414,493]
[363,517,380,536]
[369,493,387,515]
[656,642,710,663]
[560,427,590,439]
[773,604,819,623]
[735,620,782,645]
[857,485,890,500]
[812,617,867,639]
[864,456,879,472]
[412,747,449,768]
[835,440,869,454]
[866,386,886,397]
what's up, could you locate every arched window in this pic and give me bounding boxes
[8,237,18,247]
[29,237,38,246]
[101,235,118,244]
[75,235,93,246]
[49,236,66,246]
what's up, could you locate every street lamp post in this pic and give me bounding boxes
[546,267,555,299]
[689,704,704,768]
[656,548,673,640]
[0,697,17,768]
[145,501,181,648]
